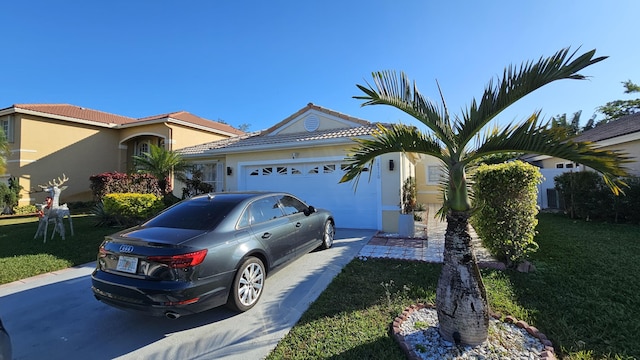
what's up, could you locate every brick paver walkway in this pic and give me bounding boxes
[357,205,502,268]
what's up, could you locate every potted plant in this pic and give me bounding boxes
[398,176,416,237]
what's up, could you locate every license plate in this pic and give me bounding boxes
[116,255,138,274]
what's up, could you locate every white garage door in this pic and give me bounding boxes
[241,160,379,229]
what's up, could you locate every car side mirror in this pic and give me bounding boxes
[303,206,316,216]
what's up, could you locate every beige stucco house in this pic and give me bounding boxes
[0,104,244,205]
[521,112,640,208]
[177,103,423,231]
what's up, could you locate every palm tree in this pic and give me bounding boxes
[132,144,191,196]
[340,48,630,346]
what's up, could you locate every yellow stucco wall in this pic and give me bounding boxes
[15,114,121,204]
[416,155,443,205]
[170,124,230,150]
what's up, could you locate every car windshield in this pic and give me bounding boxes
[143,198,239,230]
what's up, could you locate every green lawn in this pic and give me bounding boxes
[267,213,640,360]
[2,213,638,359]
[0,215,115,284]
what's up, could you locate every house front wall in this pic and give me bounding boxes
[416,155,443,206]
[169,123,231,151]
[272,110,360,135]
[11,114,121,204]
[199,144,407,231]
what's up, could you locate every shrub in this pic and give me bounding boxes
[89,172,165,202]
[0,177,23,214]
[555,172,640,224]
[471,161,542,266]
[554,171,610,220]
[12,205,38,215]
[100,193,164,226]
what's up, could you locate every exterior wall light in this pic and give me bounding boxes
[227,166,233,176]
[389,159,395,171]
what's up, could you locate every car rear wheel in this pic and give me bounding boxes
[320,221,334,249]
[227,257,265,312]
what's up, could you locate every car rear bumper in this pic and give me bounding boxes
[91,270,232,317]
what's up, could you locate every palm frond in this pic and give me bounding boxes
[354,71,457,149]
[467,113,632,194]
[457,47,607,149]
[340,124,445,186]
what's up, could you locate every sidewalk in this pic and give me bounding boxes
[357,205,503,269]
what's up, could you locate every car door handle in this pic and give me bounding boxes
[261,232,272,239]
[295,222,302,228]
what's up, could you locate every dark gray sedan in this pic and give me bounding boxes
[0,317,10,360]
[91,192,335,318]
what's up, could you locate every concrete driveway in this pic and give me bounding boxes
[0,229,374,360]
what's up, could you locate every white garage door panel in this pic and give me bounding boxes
[242,162,378,229]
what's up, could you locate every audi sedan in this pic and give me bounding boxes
[0,317,11,360]
[91,192,335,318]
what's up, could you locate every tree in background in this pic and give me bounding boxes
[550,110,583,137]
[583,80,640,130]
[598,80,640,121]
[0,128,9,175]
[132,144,191,196]
[340,48,630,346]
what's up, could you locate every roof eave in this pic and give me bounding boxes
[182,135,372,158]
[4,107,119,128]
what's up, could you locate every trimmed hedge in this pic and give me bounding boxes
[555,172,640,224]
[101,193,164,226]
[89,172,166,202]
[471,161,542,266]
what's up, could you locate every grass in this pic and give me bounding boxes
[267,213,640,360]
[2,213,639,359]
[0,215,116,284]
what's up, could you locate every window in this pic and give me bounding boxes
[136,141,150,156]
[0,115,14,142]
[248,197,284,224]
[190,162,223,192]
[278,195,308,215]
[323,164,336,173]
[556,162,577,169]
[427,165,444,184]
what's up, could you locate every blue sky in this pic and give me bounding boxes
[3,1,639,132]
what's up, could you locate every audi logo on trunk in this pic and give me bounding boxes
[119,245,134,253]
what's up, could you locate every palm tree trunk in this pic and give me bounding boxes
[436,211,489,346]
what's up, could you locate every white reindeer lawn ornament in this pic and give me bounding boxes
[33,174,74,243]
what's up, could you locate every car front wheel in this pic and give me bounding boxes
[227,257,265,312]
[320,220,335,249]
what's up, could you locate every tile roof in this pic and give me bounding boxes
[574,112,640,142]
[136,111,244,135]
[12,103,134,125]
[7,104,244,135]
[178,124,383,156]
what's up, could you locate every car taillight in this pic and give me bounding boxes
[147,249,208,269]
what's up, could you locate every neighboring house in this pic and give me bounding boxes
[521,112,640,208]
[177,103,420,231]
[0,104,244,205]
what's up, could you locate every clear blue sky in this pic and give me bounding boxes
[2,1,639,132]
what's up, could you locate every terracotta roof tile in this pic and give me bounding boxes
[13,103,134,125]
[10,104,244,135]
[137,111,244,135]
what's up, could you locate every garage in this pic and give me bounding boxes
[240,159,380,229]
